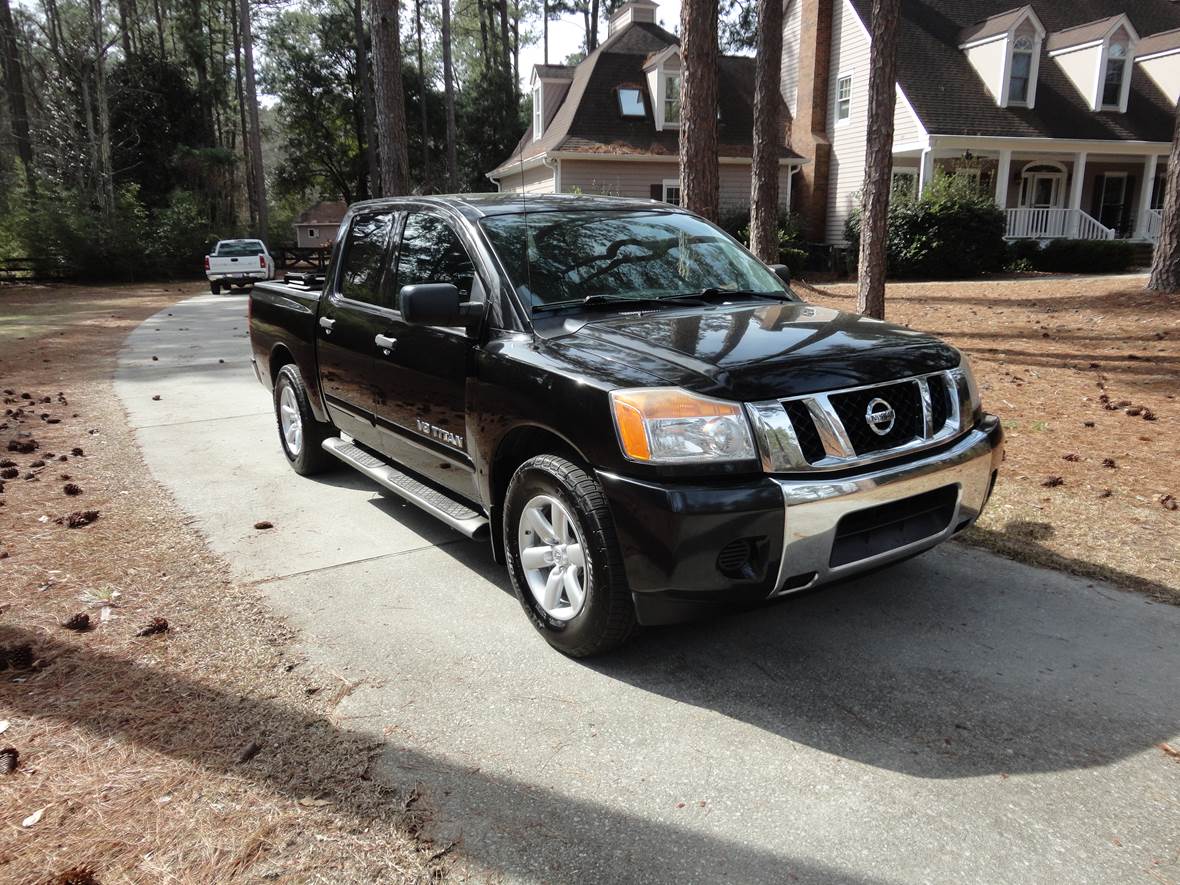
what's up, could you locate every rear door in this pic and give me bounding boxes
[317,210,397,449]
[368,210,482,501]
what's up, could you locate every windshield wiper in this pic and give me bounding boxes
[535,294,706,311]
[670,288,790,303]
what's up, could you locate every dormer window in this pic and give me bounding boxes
[1102,32,1130,109]
[532,85,543,140]
[618,87,645,118]
[959,7,1045,109]
[1009,34,1034,103]
[664,74,681,124]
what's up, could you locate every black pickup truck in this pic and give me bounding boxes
[249,194,1002,656]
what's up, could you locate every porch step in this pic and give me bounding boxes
[322,438,489,539]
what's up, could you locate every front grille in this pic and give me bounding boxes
[927,373,950,434]
[829,485,958,568]
[828,380,923,456]
[784,400,826,463]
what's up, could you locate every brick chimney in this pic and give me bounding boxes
[790,0,833,243]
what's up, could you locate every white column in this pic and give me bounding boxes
[994,149,1012,208]
[1067,151,1087,237]
[1135,154,1159,240]
[918,149,935,194]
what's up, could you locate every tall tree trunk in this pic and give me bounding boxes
[588,0,598,51]
[477,0,488,62]
[239,0,267,239]
[152,0,165,57]
[187,0,213,142]
[441,0,457,190]
[1148,108,1180,293]
[542,0,548,64]
[679,0,719,222]
[748,0,784,263]
[115,0,132,57]
[0,0,35,192]
[496,0,511,80]
[855,0,900,319]
[354,0,378,199]
[89,0,115,220]
[231,0,254,230]
[511,6,519,92]
[370,0,408,196]
[414,0,429,189]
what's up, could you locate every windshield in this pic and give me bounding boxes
[480,210,788,309]
[216,241,265,257]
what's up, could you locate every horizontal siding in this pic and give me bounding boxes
[559,159,791,210]
[780,0,802,118]
[825,0,925,243]
[498,164,555,194]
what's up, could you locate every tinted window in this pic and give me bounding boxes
[394,213,476,309]
[338,213,393,303]
[217,241,265,256]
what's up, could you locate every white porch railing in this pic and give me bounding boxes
[1146,209,1163,242]
[1005,208,1116,241]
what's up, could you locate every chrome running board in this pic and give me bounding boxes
[322,438,489,539]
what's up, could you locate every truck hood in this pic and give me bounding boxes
[552,301,961,401]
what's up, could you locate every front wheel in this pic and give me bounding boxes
[273,364,335,475]
[504,455,636,657]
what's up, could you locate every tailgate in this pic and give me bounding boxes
[209,256,262,273]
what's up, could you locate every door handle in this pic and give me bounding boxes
[374,334,397,352]
[319,317,336,333]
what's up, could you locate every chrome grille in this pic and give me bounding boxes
[745,368,971,473]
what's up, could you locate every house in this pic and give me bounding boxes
[293,200,348,248]
[487,0,804,212]
[784,0,1178,245]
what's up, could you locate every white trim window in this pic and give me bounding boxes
[1101,29,1131,110]
[662,179,682,205]
[532,85,543,140]
[835,74,852,124]
[664,74,681,125]
[617,87,645,118]
[1008,33,1035,104]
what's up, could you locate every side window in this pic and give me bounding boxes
[393,213,477,310]
[338,213,393,303]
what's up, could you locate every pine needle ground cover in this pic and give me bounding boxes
[0,283,452,883]
[803,274,1180,603]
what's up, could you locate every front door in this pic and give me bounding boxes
[369,209,482,502]
[317,210,396,449]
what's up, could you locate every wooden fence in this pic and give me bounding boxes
[272,246,331,271]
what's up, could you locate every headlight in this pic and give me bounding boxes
[953,356,983,417]
[610,388,757,463]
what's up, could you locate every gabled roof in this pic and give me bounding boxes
[1046,14,1134,53]
[294,200,347,225]
[846,0,1180,143]
[958,6,1039,46]
[490,20,799,177]
[1137,26,1180,59]
[533,64,575,81]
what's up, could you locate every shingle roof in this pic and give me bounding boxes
[534,64,575,81]
[846,0,1180,143]
[958,6,1035,45]
[490,20,799,176]
[1137,26,1180,58]
[1044,15,1125,52]
[294,200,347,225]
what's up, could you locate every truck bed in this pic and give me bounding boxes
[248,275,327,413]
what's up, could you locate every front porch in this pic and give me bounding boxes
[892,141,1167,243]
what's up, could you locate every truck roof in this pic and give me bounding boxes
[345,193,678,222]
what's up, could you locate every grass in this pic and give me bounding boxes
[800,273,1180,603]
[0,282,453,883]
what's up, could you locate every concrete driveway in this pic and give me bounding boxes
[116,293,1180,884]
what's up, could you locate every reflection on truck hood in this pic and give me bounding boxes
[559,301,961,401]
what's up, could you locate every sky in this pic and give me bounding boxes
[516,0,682,88]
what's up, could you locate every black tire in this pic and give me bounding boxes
[273,364,336,476]
[504,455,636,657]
[210,281,221,295]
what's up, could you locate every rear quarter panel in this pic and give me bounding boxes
[249,281,330,422]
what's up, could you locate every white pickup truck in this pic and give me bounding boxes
[205,239,274,293]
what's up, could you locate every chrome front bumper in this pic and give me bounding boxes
[769,416,1003,595]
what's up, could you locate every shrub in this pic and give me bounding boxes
[1030,239,1135,274]
[717,205,806,273]
[846,174,1007,278]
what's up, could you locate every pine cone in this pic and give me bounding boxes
[57,510,99,528]
[1,643,34,670]
[63,483,82,496]
[0,468,17,480]
[45,866,100,885]
[62,612,91,632]
[135,617,169,637]
[0,747,18,775]
[71,447,84,456]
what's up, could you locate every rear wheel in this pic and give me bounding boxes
[504,455,636,657]
[210,281,221,295]
[273,364,335,475]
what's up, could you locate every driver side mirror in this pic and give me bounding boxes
[400,283,484,329]
[769,264,792,286]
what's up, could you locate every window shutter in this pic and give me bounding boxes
[650,183,662,200]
